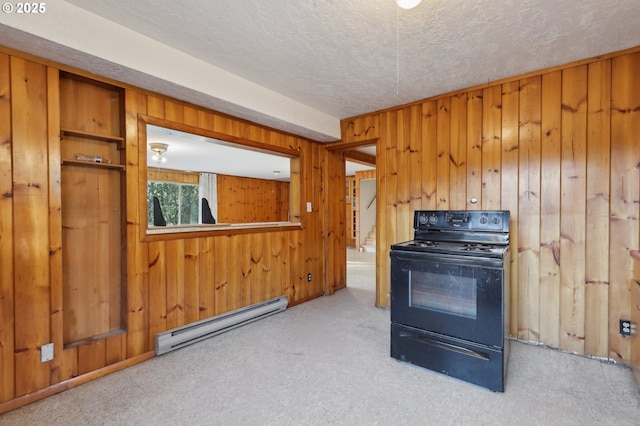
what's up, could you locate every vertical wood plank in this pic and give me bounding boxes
[436,99,451,209]
[609,52,640,363]
[501,81,520,338]
[11,57,51,395]
[584,59,611,358]
[539,71,562,348]
[559,65,588,354]
[77,340,106,376]
[250,233,265,304]
[125,89,150,357]
[47,67,78,383]
[450,93,467,210]
[147,241,167,342]
[482,86,502,210]
[184,238,200,324]
[396,109,411,243]
[198,236,215,317]
[466,90,483,209]
[105,334,127,366]
[0,52,14,403]
[409,105,422,214]
[380,110,397,307]
[269,232,284,300]
[215,236,232,313]
[517,76,541,342]
[421,101,437,210]
[165,239,185,329]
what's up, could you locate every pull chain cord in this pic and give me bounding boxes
[396,5,400,95]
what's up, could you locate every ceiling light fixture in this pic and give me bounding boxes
[149,142,168,163]
[396,0,421,9]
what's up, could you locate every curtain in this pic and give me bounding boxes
[199,173,217,223]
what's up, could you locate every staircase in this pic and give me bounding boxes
[361,226,376,253]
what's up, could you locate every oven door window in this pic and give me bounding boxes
[390,252,506,348]
[410,271,477,319]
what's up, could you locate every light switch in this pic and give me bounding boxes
[306,202,312,212]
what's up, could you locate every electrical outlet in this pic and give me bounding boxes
[620,319,633,336]
[307,273,312,282]
[41,343,54,363]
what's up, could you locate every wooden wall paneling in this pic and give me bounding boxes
[146,95,165,119]
[341,114,379,143]
[420,101,437,210]
[47,67,78,383]
[105,334,127,366]
[325,149,345,295]
[198,236,215,316]
[500,81,520,338]
[559,65,588,354]
[77,340,106,376]
[210,235,231,319]
[184,238,200,324]
[148,241,167,343]
[241,234,252,306]
[164,101,184,123]
[609,52,640,363]
[226,234,243,311]
[11,57,51,395]
[250,233,265,304]
[396,108,412,243]
[58,74,122,137]
[375,113,388,307]
[126,89,150,358]
[291,225,306,302]
[481,86,502,210]
[61,166,122,342]
[290,153,302,224]
[378,110,398,306]
[269,232,283,300]
[436,99,451,210]
[449,93,468,210]
[300,139,313,299]
[517,77,542,342]
[165,239,185,329]
[538,71,562,348]
[466,90,483,209]
[409,105,423,214]
[308,142,323,297]
[0,52,14,403]
[281,230,293,303]
[584,59,611,358]
[183,106,199,128]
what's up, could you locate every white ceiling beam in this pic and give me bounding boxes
[0,0,340,141]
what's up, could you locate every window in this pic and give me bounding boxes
[147,181,199,226]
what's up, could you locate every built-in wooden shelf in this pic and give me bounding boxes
[61,128,125,147]
[62,158,126,170]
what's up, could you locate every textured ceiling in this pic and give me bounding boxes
[1,0,639,143]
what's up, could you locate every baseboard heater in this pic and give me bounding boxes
[155,295,288,355]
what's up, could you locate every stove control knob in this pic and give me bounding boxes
[428,215,438,225]
[491,217,500,225]
[479,216,488,225]
[418,214,428,225]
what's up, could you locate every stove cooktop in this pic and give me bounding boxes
[391,239,509,258]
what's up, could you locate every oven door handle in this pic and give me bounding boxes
[400,332,490,361]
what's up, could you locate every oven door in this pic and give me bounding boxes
[390,249,508,348]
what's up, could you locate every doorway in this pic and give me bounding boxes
[324,139,378,300]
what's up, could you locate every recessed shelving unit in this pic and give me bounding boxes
[59,71,127,347]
